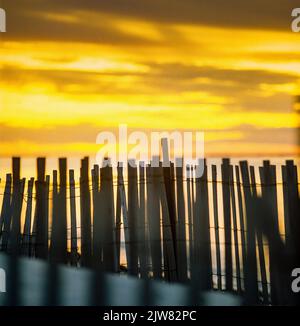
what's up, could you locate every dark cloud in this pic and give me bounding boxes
[2,0,298,43]
[1,63,297,112]
[0,122,297,146]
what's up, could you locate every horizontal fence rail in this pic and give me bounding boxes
[0,157,299,305]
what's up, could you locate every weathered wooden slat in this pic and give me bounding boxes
[235,166,246,290]
[192,160,212,290]
[8,158,24,255]
[162,161,177,271]
[186,165,194,277]
[212,165,222,290]
[99,165,117,272]
[45,175,50,249]
[146,165,162,279]
[285,160,300,265]
[156,166,177,282]
[0,174,12,251]
[21,177,34,256]
[252,166,268,304]
[50,159,67,264]
[0,174,12,243]
[229,165,241,293]
[127,163,139,275]
[115,165,122,270]
[260,161,280,304]
[221,158,232,291]
[69,170,78,266]
[175,164,188,282]
[92,165,101,268]
[80,157,92,267]
[281,166,291,252]
[117,165,131,270]
[239,160,258,304]
[35,158,48,259]
[138,163,148,278]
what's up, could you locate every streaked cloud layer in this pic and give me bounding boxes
[0,0,299,156]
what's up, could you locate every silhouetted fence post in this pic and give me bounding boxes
[9,158,25,256]
[0,174,12,248]
[35,158,48,259]
[176,163,188,282]
[284,160,300,265]
[156,165,176,282]
[229,164,241,294]
[100,164,117,272]
[69,170,78,266]
[117,164,130,270]
[21,177,34,256]
[235,166,246,290]
[80,157,92,267]
[138,163,148,278]
[50,159,67,264]
[251,166,268,304]
[192,160,212,290]
[221,158,232,291]
[127,163,139,275]
[212,165,222,290]
[146,165,162,279]
[240,161,258,304]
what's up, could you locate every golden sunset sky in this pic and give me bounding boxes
[0,0,299,157]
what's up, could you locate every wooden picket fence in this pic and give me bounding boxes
[0,156,299,305]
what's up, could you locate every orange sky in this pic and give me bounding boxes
[0,0,299,157]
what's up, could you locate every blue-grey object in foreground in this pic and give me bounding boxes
[0,253,240,306]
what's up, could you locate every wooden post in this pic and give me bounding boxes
[260,161,280,304]
[281,166,291,252]
[115,165,122,271]
[162,162,177,272]
[284,160,300,264]
[80,157,92,267]
[127,163,139,275]
[8,158,24,256]
[21,178,34,256]
[221,158,232,291]
[186,165,194,279]
[101,165,117,272]
[138,163,148,278]
[239,160,258,304]
[252,165,269,304]
[176,164,188,282]
[92,165,101,268]
[0,174,12,251]
[192,160,212,290]
[117,164,131,271]
[229,165,241,293]
[146,165,162,279]
[235,166,247,290]
[50,159,67,264]
[156,166,177,282]
[35,158,48,259]
[69,170,78,266]
[212,165,222,290]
